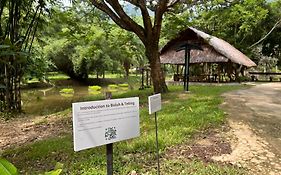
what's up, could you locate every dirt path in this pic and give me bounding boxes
[214,83,281,175]
[0,113,71,150]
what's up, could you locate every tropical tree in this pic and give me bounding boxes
[0,0,47,113]
[43,2,145,80]
[260,0,281,66]
[192,0,269,52]
[108,26,146,77]
[42,4,110,81]
[90,0,191,93]
[162,0,281,67]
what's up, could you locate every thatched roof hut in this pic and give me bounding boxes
[160,27,256,67]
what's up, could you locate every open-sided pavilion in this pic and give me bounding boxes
[160,27,256,82]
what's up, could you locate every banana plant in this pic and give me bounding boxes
[0,158,62,175]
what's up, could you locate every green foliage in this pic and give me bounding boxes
[43,162,63,175]
[47,73,69,80]
[59,88,74,94]
[108,84,118,89]
[59,88,74,97]
[162,0,281,66]
[107,84,119,92]
[193,0,268,51]
[40,2,145,81]
[88,85,102,95]
[0,158,18,175]
[25,44,51,81]
[0,0,50,113]
[261,1,281,66]
[88,86,102,91]
[60,88,74,97]
[43,169,62,175]
[0,158,62,175]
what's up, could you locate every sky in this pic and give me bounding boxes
[60,0,142,16]
[61,0,72,7]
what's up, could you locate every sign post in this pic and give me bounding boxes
[106,143,113,175]
[72,96,140,174]
[105,92,113,175]
[148,94,162,175]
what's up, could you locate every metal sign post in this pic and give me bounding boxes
[106,143,113,175]
[154,112,160,175]
[105,92,113,175]
[148,94,162,175]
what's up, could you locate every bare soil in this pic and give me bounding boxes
[0,112,72,150]
[165,128,232,163]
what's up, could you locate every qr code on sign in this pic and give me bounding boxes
[105,127,117,140]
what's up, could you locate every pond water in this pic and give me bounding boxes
[21,85,129,115]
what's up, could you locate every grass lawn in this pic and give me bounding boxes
[1,85,246,175]
[47,73,70,80]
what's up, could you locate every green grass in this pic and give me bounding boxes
[157,159,245,175]
[1,85,246,174]
[88,73,122,79]
[47,73,70,80]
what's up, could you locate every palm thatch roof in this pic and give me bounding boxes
[160,27,256,67]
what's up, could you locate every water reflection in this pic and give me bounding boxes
[21,85,129,115]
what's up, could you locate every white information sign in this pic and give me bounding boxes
[72,97,140,151]
[148,94,161,114]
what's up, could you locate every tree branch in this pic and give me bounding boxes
[167,0,181,9]
[249,18,281,49]
[153,1,168,42]
[132,0,153,36]
[104,0,145,41]
[90,0,132,32]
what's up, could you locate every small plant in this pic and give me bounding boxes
[88,85,102,91]
[59,88,74,94]
[43,162,63,175]
[0,112,13,120]
[0,158,62,175]
[88,86,102,95]
[59,88,74,98]
[107,84,119,92]
[118,83,129,91]
[108,84,118,89]
[89,91,101,95]
[0,158,18,175]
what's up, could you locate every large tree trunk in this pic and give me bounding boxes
[146,44,168,93]
[123,59,130,78]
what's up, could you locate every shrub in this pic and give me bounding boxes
[88,85,102,91]
[59,88,74,94]
[108,84,118,89]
